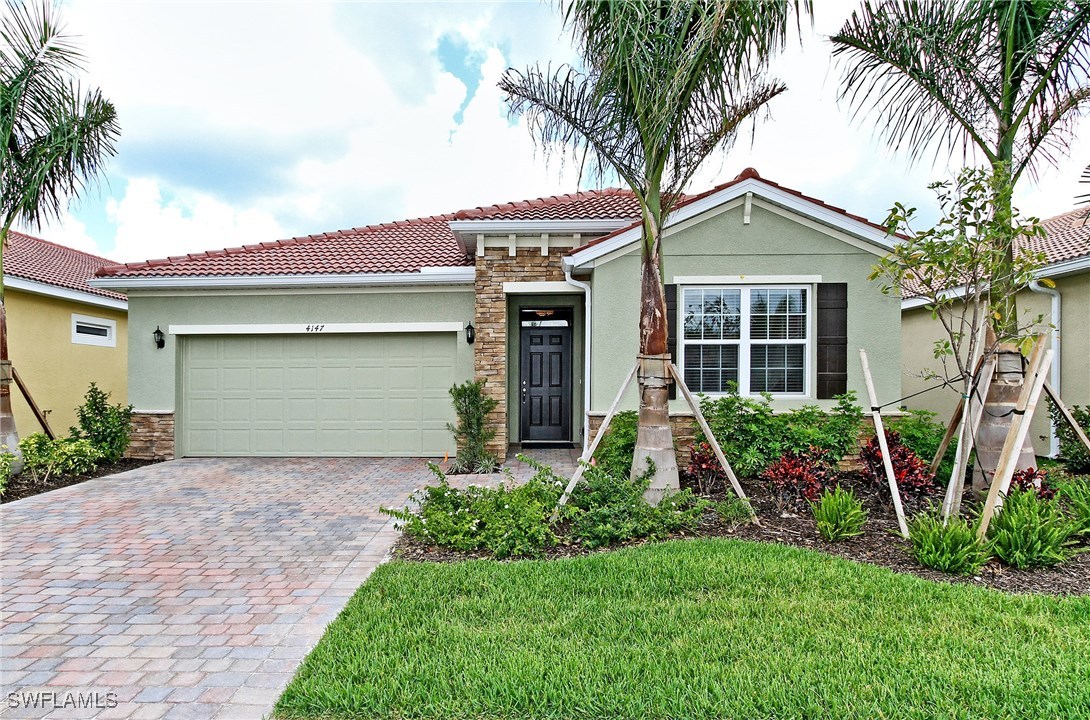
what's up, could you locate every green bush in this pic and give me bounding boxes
[887,409,956,481]
[19,433,102,484]
[696,387,863,477]
[712,496,753,525]
[563,461,708,549]
[988,489,1079,569]
[381,462,562,558]
[447,380,500,474]
[1050,401,1090,474]
[908,513,992,576]
[592,410,638,479]
[0,449,14,497]
[70,383,133,465]
[1056,475,1090,538]
[810,486,868,542]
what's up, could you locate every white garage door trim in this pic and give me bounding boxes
[170,322,462,335]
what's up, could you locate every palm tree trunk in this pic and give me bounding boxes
[631,243,679,504]
[0,226,21,472]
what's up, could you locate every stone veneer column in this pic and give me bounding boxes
[126,412,175,460]
[474,246,569,459]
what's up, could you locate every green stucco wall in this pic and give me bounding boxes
[586,202,902,412]
[901,273,1090,454]
[126,288,475,413]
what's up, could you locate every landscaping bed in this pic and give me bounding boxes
[276,539,1090,720]
[0,457,160,503]
[392,470,1090,596]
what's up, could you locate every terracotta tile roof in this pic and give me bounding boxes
[95,214,473,279]
[1020,207,1090,267]
[5,231,126,301]
[570,168,902,258]
[453,188,642,221]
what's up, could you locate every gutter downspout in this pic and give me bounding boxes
[1029,279,1061,457]
[564,267,592,454]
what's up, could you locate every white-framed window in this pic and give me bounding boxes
[71,313,117,348]
[679,285,811,396]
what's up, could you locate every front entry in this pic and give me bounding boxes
[519,309,572,443]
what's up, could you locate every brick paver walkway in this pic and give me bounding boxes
[1,451,579,720]
[1,458,437,719]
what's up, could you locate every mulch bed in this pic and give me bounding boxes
[392,472,1090,597]
[1,458,161,504]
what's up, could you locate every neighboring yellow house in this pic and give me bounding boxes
[901,208,1090,457]
[4,231,128,438]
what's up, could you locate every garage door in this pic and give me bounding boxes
[179,333,458,456]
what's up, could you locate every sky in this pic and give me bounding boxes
[25,0,1090,264]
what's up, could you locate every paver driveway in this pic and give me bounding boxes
[0,458,438,720]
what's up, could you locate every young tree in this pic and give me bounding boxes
[1,0,120,464]
[501,0,804,501]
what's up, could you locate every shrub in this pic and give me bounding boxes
[1056,476,1090,538]
[712,496,753,526]
[19,433,102,484]
[887,409,956,482]
[381,462,562,558]
[446,380,500,474]
[810,486,868,542]
[1008,467,1055,499]
[1050,401,1090,474]
[563,461,707,549]
[684,442,728,495]
[908,513,992,576]
[761,446,833,506]
[592,410,638,479]
[70,383,133,464]
[697,387,864,477]
[988,489,1079,569]
[0,448,14,497]
[860,430,940,499]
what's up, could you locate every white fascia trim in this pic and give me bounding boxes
[899,256,1090,310]
[89,267,475,291]
[169,322,463,335]
[503,281,583,294]
[448,219,629,235]
[565,178,895,269]
[5,275,128,310]
[673,274,823,284]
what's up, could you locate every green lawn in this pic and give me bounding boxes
[276,539,1090,720]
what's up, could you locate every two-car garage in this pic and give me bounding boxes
[177,331,460,457]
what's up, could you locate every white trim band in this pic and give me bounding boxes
[90,268,475,291]
[503,281,583,294]
[168,322,464,336]
[673,275,822,285]
[5,275,128,310]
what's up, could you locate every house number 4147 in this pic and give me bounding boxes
[305,324,326,332]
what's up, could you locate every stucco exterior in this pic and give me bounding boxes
[6,288,128,435]
[900,272,1090,454]
[585,200,902,413]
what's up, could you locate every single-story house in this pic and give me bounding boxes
[90,169,902,461]
[901,207,1090,457]
[4,231,128,436]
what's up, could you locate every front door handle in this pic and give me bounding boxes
[521,380,528,405]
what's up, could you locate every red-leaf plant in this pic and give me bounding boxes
[1008,467,1055,499]
[860,429,939,499]
[761,446,833,508]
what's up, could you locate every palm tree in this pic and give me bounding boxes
[1,0,120,462]
[832,0,1090,488]
[501,0,804,501]
[831,0,1090,334]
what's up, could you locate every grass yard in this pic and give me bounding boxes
[276,539,1090,720]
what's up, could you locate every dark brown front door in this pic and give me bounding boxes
[520,317,572,443]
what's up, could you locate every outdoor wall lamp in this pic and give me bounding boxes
[153,326,165,349]
[465,322,475,345]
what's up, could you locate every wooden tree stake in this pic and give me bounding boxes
[668,362,750,508]
[11,365,54,439]
[859,349,909,539]
[553,363,638,517]
[977,336,1051,539]
[941,353,995,521]
[1043,381,1090,455]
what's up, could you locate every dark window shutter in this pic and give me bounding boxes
[665,283,677,400]
[816,283,848,399]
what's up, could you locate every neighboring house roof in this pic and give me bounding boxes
[901,207,1090,303]
[567,168,900,268]
[5,230,127,306]
[454,188,641,221]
